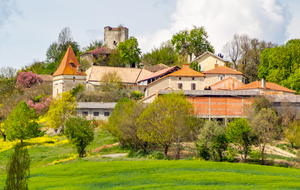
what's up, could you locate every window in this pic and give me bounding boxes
[94,112,99,116]
[73,77,75,79]
[179,77,181,80]
[178,83,183,89]
[82,111,88,116]
[104,112,110,116]
[219,75,225,81]
[191,83,196,90]
[192,77,194,80]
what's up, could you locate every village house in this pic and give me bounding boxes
[190,51,226,72]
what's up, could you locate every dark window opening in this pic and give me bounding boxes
[179,77,181,80]
[192,77,194,80]
[191,83,196,90]
[104,112,110,116]
[73,77,75,79]
[82,112,88,116]
[70,63,76,67]
[178,83,182,89]
[94,112,99,116]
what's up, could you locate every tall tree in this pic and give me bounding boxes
[137,92,194,158]
[117,36,141,67]
[223,33,276,82]
[45,91,77,133]
[171,26,214,60]
[3,143,30,190]
[4,101,41,143]
[141,41,185,66]
[65,116,95,157]
[82,39,104,52]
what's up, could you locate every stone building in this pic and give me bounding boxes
[104,26,129,49]
[52,46,87,97]
[190,51,226,72]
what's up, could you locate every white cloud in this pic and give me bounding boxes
[137,0,291,54]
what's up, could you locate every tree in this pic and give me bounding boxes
[226,118,253,163]
[197,120,227,161]
[137,92,194,158]
[4,101,41,143]
[249,108,278,164]
[259,39,300,92]
[15,71,43,91]
[82,39,104,52]
[65,116,95,157]
[104,98,147,152]
[3,143,30,190]
[117,37,141,67]
[223,34,276,82]
[171,26,214,60]
[45,91,77,133]
[284,121,300,148]
[141,41,185,66]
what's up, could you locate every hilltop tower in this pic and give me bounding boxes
[52,46,87,97]
[104,26,128,49]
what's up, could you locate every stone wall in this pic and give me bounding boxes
[104,26,128,49]
[53,75,86,97]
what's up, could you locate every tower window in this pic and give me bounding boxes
[191,83,196,90]
[179,77,181,80]
[73,77,75,79]
[178,83,183,89]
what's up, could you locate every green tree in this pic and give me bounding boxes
[46,91,77,133]
[65,116,95,157]
[4,101,41,143]
[259,39,300,92]
[226,118,253,163]
[141,41,185,66]
[104,98,147,152]
[82,39,104,52]
[3,143,30,190]
[284,121,300,148]
[117,37,141,67]
[249,108,278,164]
[137,92,194,158]
[171,26,214,60]
[197,120,227,161]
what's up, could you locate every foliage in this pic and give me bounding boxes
[117,36,141,67]
[0,67,17,103]
[130,91,144,101]
[171,26,214,59]
[65,116,95,157]
[70,84,84,97]
[4,101,41,142]
[108,49,124,67]
[15,71,43,90]
[137,92,194,158]
[141,41,185,66]
[28,95,52,115]
[3,143,30,190]
[226,118,253,163]
[284,121,300,148]
[223,34,276,82]
[197,120,227,161]
[99,71,123,92]
[45,91,77,132]
[82,39,104,52]
[249,108,278,164]
[258,39,300,93]
[104,98,147,151]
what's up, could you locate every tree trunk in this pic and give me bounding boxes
[3,134,6,142]
[291,142,294,149]
[164,145,169,157]
[176,141,181,160]
[261,144,265,165]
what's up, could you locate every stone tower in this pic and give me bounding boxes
[52,46,87,97]
[104,26,128,49]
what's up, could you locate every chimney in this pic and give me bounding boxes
[261,78,266,88]
[182,63,189,69]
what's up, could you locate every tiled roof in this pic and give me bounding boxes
[77,102,117,109]
[86,66,153,84]
[138,66,180,82]
[234,81,296,93]
[191,51,227,63]
[38,75,52,82]
[168,64,206,77]
[144,63,169,72]
[53,46,87,77]
[203,66,243,75]
[210,77,245,90]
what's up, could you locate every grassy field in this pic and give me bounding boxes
[1,159,300,189]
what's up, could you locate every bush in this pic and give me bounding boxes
[250,150,262,163]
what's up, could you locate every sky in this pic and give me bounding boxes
[0,0,299,70]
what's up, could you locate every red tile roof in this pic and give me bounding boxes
[168,64,206,77]
[210,77,245,90]
[53,46,87,77]
[234,81,296,93]
[138,66,179,82]
[203,66,243,75]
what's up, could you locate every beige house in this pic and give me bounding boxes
[190,51,226,72]
[202,66,246,88]
[144,64,206,101]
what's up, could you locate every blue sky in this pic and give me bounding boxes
[0,0,299,70]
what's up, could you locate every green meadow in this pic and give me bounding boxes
[1,159,300,190]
